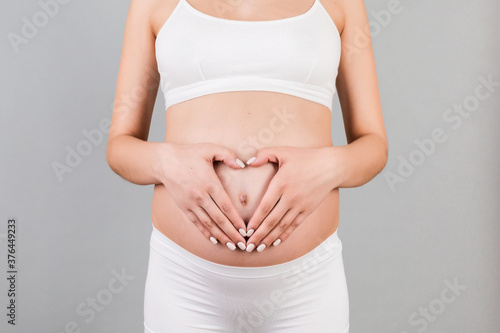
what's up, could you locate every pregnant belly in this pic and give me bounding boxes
[151,92,338,265]
[213,161,279,224]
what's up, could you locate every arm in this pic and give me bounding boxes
[106,0,247,249]
[332,0,388,188]
[243,0,388,251]
[106,0,162,185]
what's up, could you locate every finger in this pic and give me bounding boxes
[208,144,246,170]
[192,206,239,251]
[275,212,308,246]
[245,181,283,237]
[184,209,218,245]
[259,209,301,248]
[246,201,290,253]
[197,183,247,247]
[202,198,246,249]
[206,181,248,236]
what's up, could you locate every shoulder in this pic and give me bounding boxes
[150,0,181,37]
[319,0,369,36]
[127,0,180,37]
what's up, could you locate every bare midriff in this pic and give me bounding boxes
[151,91,339,266]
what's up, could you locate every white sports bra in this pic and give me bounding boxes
[155,0,341,112]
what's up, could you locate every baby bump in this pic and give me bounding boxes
[213,161,279,224]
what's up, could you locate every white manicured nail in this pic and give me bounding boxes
[246,229,254,237]
[239,228,247,237]
[237,242,246,250]
[246,243,255,252]
[226,242,236,251]
[210,237,218,244]
[236,159,246,168]
[257,244,267,252]
[246,157,256,165]
[273,239,281,246]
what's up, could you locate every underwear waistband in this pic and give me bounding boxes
[150,222,343,278]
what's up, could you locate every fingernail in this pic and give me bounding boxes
[236,159,246,168]
[273,239,281,246]
[239,228,247,237]
[226,242,236,251]
[237,242,246,250]
[257,244,267,252]
[246,243,255,252]
[246,157,256,165]
[210,237,218,244]
[246,229,254,237]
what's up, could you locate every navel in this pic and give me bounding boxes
[239,193,248,207]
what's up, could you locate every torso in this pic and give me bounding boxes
[150,0,345,267]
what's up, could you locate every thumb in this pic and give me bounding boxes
[247,147,287,167]
[209,145,245,170]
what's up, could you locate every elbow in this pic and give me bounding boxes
[376,133,389,173]
[106,147,113,171]
[106,137,119,175]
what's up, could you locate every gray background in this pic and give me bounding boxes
[1,0,498,332]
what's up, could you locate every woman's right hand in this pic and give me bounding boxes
[152,142,248,251]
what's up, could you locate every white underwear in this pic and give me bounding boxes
[144,223,349,333]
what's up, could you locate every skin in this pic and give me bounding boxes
[106,0,387,266]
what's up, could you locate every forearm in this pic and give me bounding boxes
[106,134,166,186]
[330,133,388,188]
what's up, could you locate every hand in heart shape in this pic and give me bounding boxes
[156,142,341,253]
[214,145,342,253]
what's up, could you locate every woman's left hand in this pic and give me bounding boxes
[244,146,344,252]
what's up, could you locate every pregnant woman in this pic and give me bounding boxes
[106,0,387,331]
